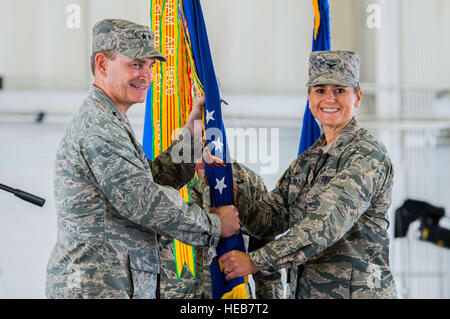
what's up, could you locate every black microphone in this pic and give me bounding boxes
[0,183,46,207]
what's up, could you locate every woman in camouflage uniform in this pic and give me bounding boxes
[219,51,398,299]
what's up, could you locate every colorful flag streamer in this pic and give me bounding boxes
[182,0,249,299]
[144,0,248,298]
[298,0,331,155]
[144,0,204,280]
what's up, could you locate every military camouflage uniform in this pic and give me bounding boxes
[159,162,285,299]
[247,237,286,299]
[235,117,397,299]
[92,19,167,62]
[46,85,221,299]
[306,50,360,87]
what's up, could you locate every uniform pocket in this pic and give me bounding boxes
[129,250,159,299]
[305,261,352,299]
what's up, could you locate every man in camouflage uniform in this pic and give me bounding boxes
[220,51,398,299]
[45,19,240,299]
[158,161,285,299]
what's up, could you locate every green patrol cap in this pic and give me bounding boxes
[92,19,167,62]
[306,50,360,87]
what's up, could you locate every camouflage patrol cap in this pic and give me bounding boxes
[92,19,167,62]
[306,50,360,87]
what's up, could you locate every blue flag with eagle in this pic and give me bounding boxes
[183,0,249,299]
[298,0,331,155]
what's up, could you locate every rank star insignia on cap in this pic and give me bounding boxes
[92,18,167,62]
[306,50,360,87]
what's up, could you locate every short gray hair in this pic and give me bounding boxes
[90,50,117,76]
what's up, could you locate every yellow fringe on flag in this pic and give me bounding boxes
[312,0,321,40]
[221,283,249,299]
[217,258,249,299]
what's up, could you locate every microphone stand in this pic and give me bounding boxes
[0,183,46,207]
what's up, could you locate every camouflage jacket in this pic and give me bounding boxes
[235,118,397,299]
[46,85,221,299]
[159,162,285,299]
